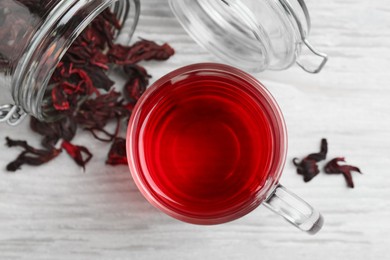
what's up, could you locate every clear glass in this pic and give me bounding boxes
[169,0,327,73]
[0,0,140,124]
[127,63,323,234]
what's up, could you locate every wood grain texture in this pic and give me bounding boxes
[1,0,389,259]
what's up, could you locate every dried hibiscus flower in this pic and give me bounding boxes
[123,65,151,105]
[293,139,328,182]
[61,141,93,170]
[106,138,127,166]
[4,7,174,172]
[293,139,363,188]
[324,158,362,188]
[5,137,61,172]
[108,39,175,65]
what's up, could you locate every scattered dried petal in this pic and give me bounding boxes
[30,117,77,149]
[293,158,320,182]
[75,90,129,129]
[61,141,93,170]
[293,139,328,182]
[89,51,110,70]
[324,158,362,188]
[307,139,328,162]
[83,66,115,91]
[123,65,150,104]
[108,40,175,65]
[86,118,121,143]
[5,137,61,171]
[106,138,127,166]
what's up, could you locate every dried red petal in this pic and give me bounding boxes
[62,46,92,66]
[107,44,131,63]
[61,81,81,95]
[307,139,328,162]
[123,64,149,78]
[30,117,77,149]
[75,90,129,129]
[53,63,97,94]
[324,158,362,188]
[101,8,122,30]
[293,158,320,182]
[5,137,61,172]
[61,141,93,170]
[69,67,96,95]
[83,66,115,91]
[106,138,127,166]
[130,40,175,62]
[52,85,70,111]
[123,103,134,112]
[80,26,106,49]
[293,139,328,182]
[108,40,175,65]
[123,65,150,104]
[86,118,120,143]
[90,51,110,70]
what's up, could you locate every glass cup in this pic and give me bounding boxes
[127,63,323,234]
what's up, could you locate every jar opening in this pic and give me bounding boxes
[13,0,140,122]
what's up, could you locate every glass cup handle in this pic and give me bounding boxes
[264,184,324,235]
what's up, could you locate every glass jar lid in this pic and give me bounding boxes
[169,0,328,73]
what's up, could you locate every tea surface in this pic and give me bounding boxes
[139,72,275,217]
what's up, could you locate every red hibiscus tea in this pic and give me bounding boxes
[128,63,287,224]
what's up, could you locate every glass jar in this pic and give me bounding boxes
[0,0,140,125]
[169,0,328,73]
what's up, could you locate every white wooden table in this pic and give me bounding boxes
[1,0,389,259]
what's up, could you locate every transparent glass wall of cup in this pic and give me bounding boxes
[127,63,324,234]
[0,0,140,125]
[169,0,328,73]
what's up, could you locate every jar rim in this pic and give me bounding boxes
[297,0,311,33]
[284,0,311,36]
[13,0,140,122]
